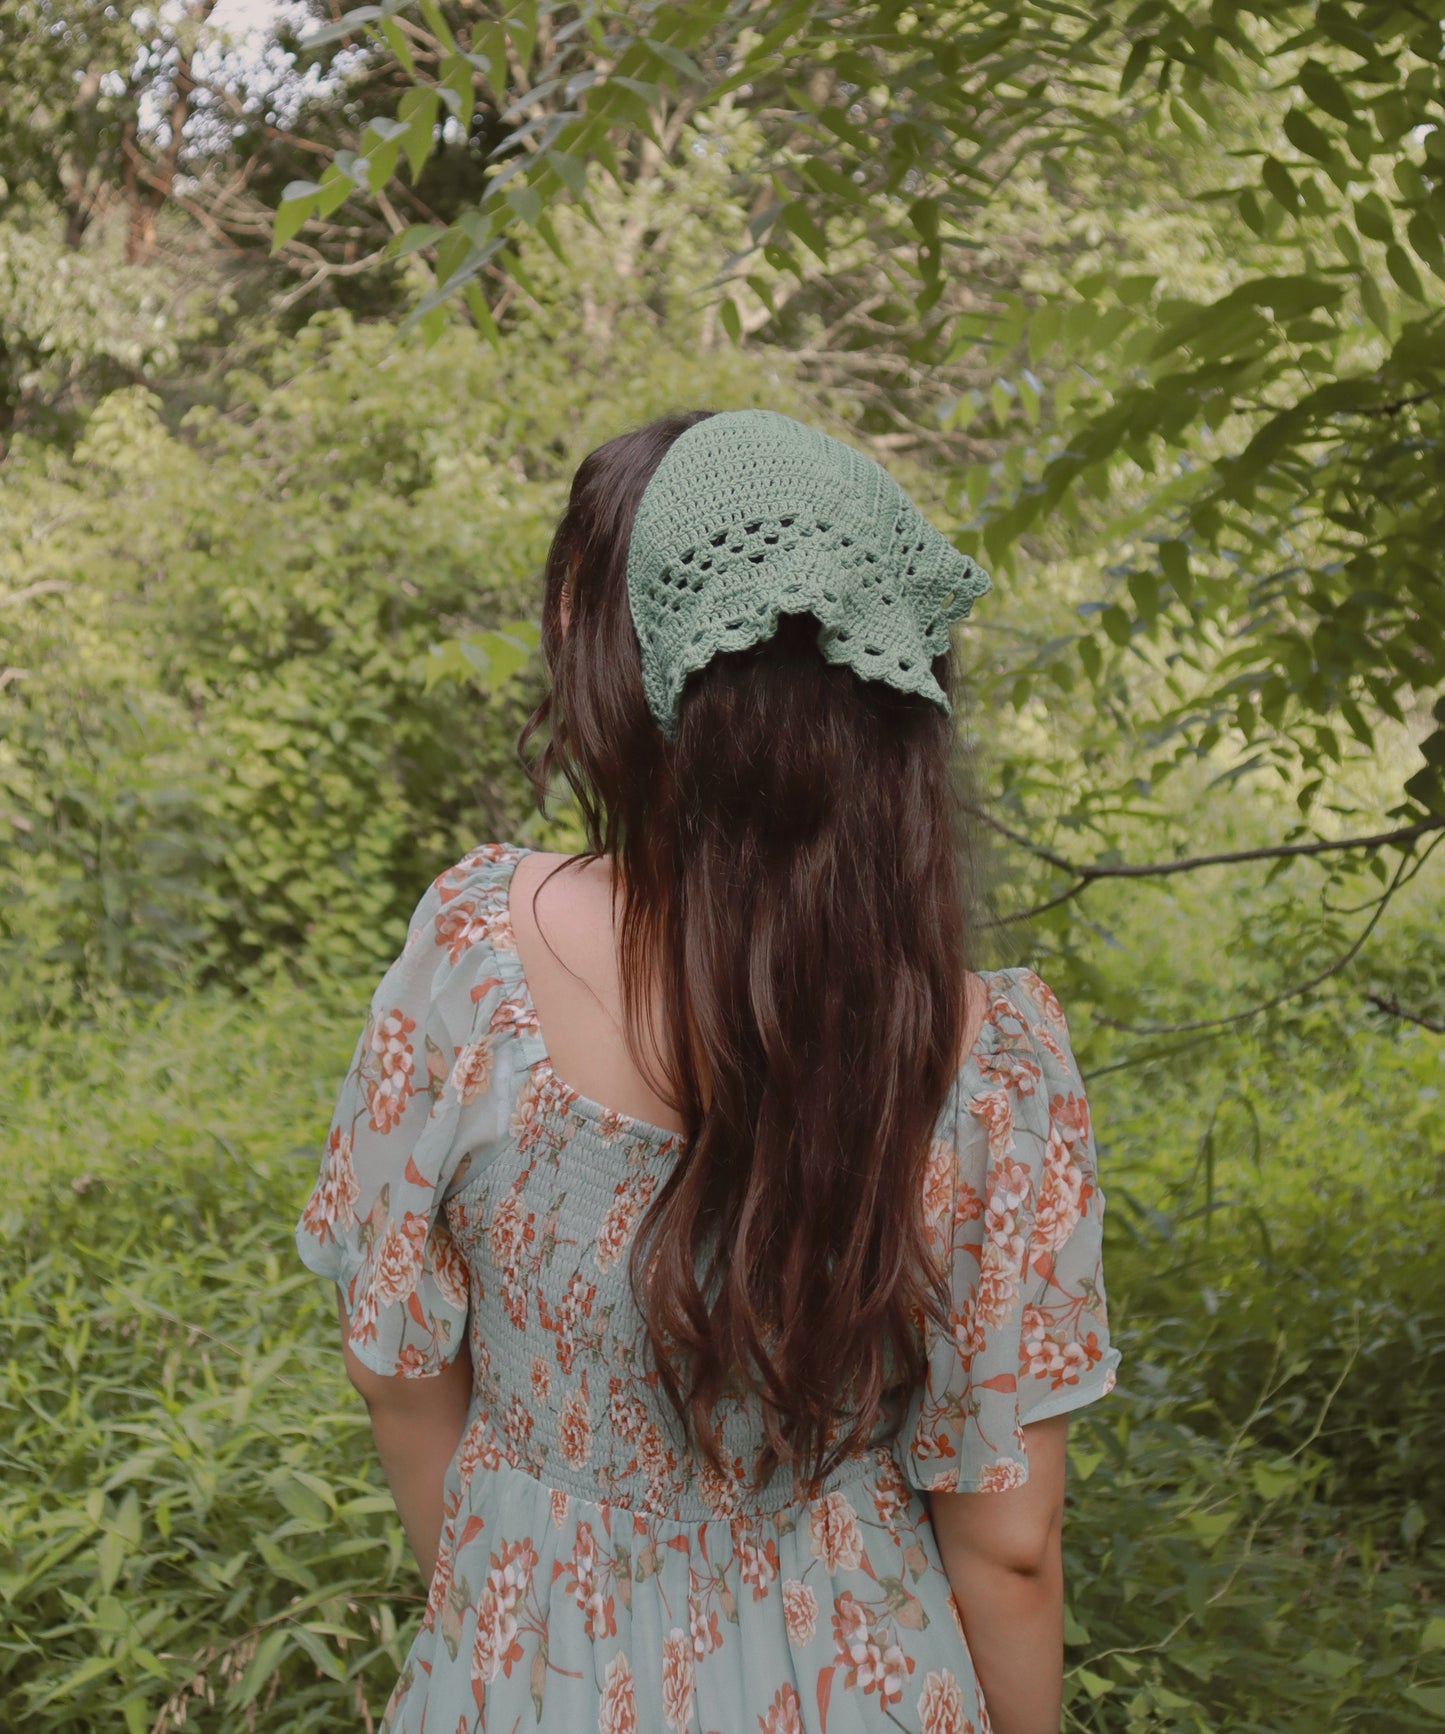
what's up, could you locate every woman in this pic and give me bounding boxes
[295,408,1121,1734]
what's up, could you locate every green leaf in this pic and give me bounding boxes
[1283,107,1340,167]
[777,200,829,262]
[1101,606,1132,647]
[272,188,318,252]
[383,223,446,262]
[1261,158,1300,214]
[233,1629,290,1707]
[1386,243,1426,301]
[719,298,742,344]
[546,150,589,199]
[1298,61,1355,124]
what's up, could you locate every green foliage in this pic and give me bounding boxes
[0,287,802,1004]
[286,0,1445,855]
[2,970,1441,1729]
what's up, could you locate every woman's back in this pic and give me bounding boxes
[296,841,1118,1732]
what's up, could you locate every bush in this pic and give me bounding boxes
[2,987,1441,1730]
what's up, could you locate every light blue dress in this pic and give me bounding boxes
[295,842,1120,1733]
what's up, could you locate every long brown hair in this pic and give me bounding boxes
[517,411,981,1489]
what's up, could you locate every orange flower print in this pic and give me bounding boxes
[1031,1124,1089,1257]
[549,1487,570,1528]
[469,1584,513,1689]
[530,1355,552,1404]
[456,1414,502,1486]
[434,899,491,964]
[503,1394,533,1456]
[782,1579,817,1645]
[949,1297,987,1367]
[918,1667,974,1734]
[809,1489,864,1572]
[367,1007,417,1132]
[968,1089,1014,1161]
[558,1381,592,1470]
[976,1459,1028,1493]
[738,1533,780,1600]
[301,1126,358,1243]
[449,1038,494,1103]
[760,1682,803,1734]
[594,1175,656,1274]
[922,1136,954,1231]
[598,1649,637,1734]
[428,1222,470,1312]
[689,1578,722,1659]
[661,1628,694,1731]
[977,1156,1031,1327]
[371,1217,424,1307]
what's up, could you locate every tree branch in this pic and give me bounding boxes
[1364,993,1445,1035]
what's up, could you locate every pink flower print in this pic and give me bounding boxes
[953,1178,984,1227]
[783,1578,817,1645]
[503,1393,533,1456]
[594,1174,656,1274]
[558,1381,593,1470]
[922,1137,954,1230]
[508,1061,574,1151]
[698,1455,744,1520]
[976,1459,1028,1492]
[737,1533,780,1600]
[596,1107,634,1144]
[456,1414,502,1485]
[366,1069,413,1135]
[549,1487,570,1528]
[492,992,541,1047]
[449,1038,494,1103]
[552,1271,596,1375]
[607,1378,646,1443]
[809,1490,864,1573]
[969,1089,1014,1160]
[831,1590,871,1675]
[598,1650,637,1734]
[949,1296,988,1367]
[530,1355,552,1405]
[347,1282,379,1349]
[1031,1127,1088,1258]
[423,1521,455,1632]
[371,1217,424,1307]
[760,1682,804,1734]
[637,1422,676,1497]
[661,1629,695,1731]
[427,1221,470,1312]
[857,1636,911,1708]
[435,899,491,964]
[469,1585,504,1688]
[302,1126,359,1243]
[918,1668,974,1734]
[689,1600,722,1660]
[1026,970,1067,1031]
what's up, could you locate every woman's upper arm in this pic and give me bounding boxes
[928,1414,1069,1576]
[337,1287,472,1409]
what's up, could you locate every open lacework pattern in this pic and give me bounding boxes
[625,410,991,738]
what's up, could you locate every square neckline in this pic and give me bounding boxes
[498,843,1008,1148]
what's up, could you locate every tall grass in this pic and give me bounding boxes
[2,982,1442,1730]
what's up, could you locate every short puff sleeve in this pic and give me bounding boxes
[895,967,1121,1492]
[294,855,513,1378]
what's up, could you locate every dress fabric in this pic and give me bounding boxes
[294,842,1122,1734]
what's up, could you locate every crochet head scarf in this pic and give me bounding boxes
[624,408,991,741]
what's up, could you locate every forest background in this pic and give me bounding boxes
[2,1,1443,1728]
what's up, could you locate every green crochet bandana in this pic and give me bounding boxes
[625,409,992,740]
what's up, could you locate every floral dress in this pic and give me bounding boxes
[294,842,1121,1734]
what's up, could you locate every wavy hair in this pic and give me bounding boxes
[517,410,984,1489]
